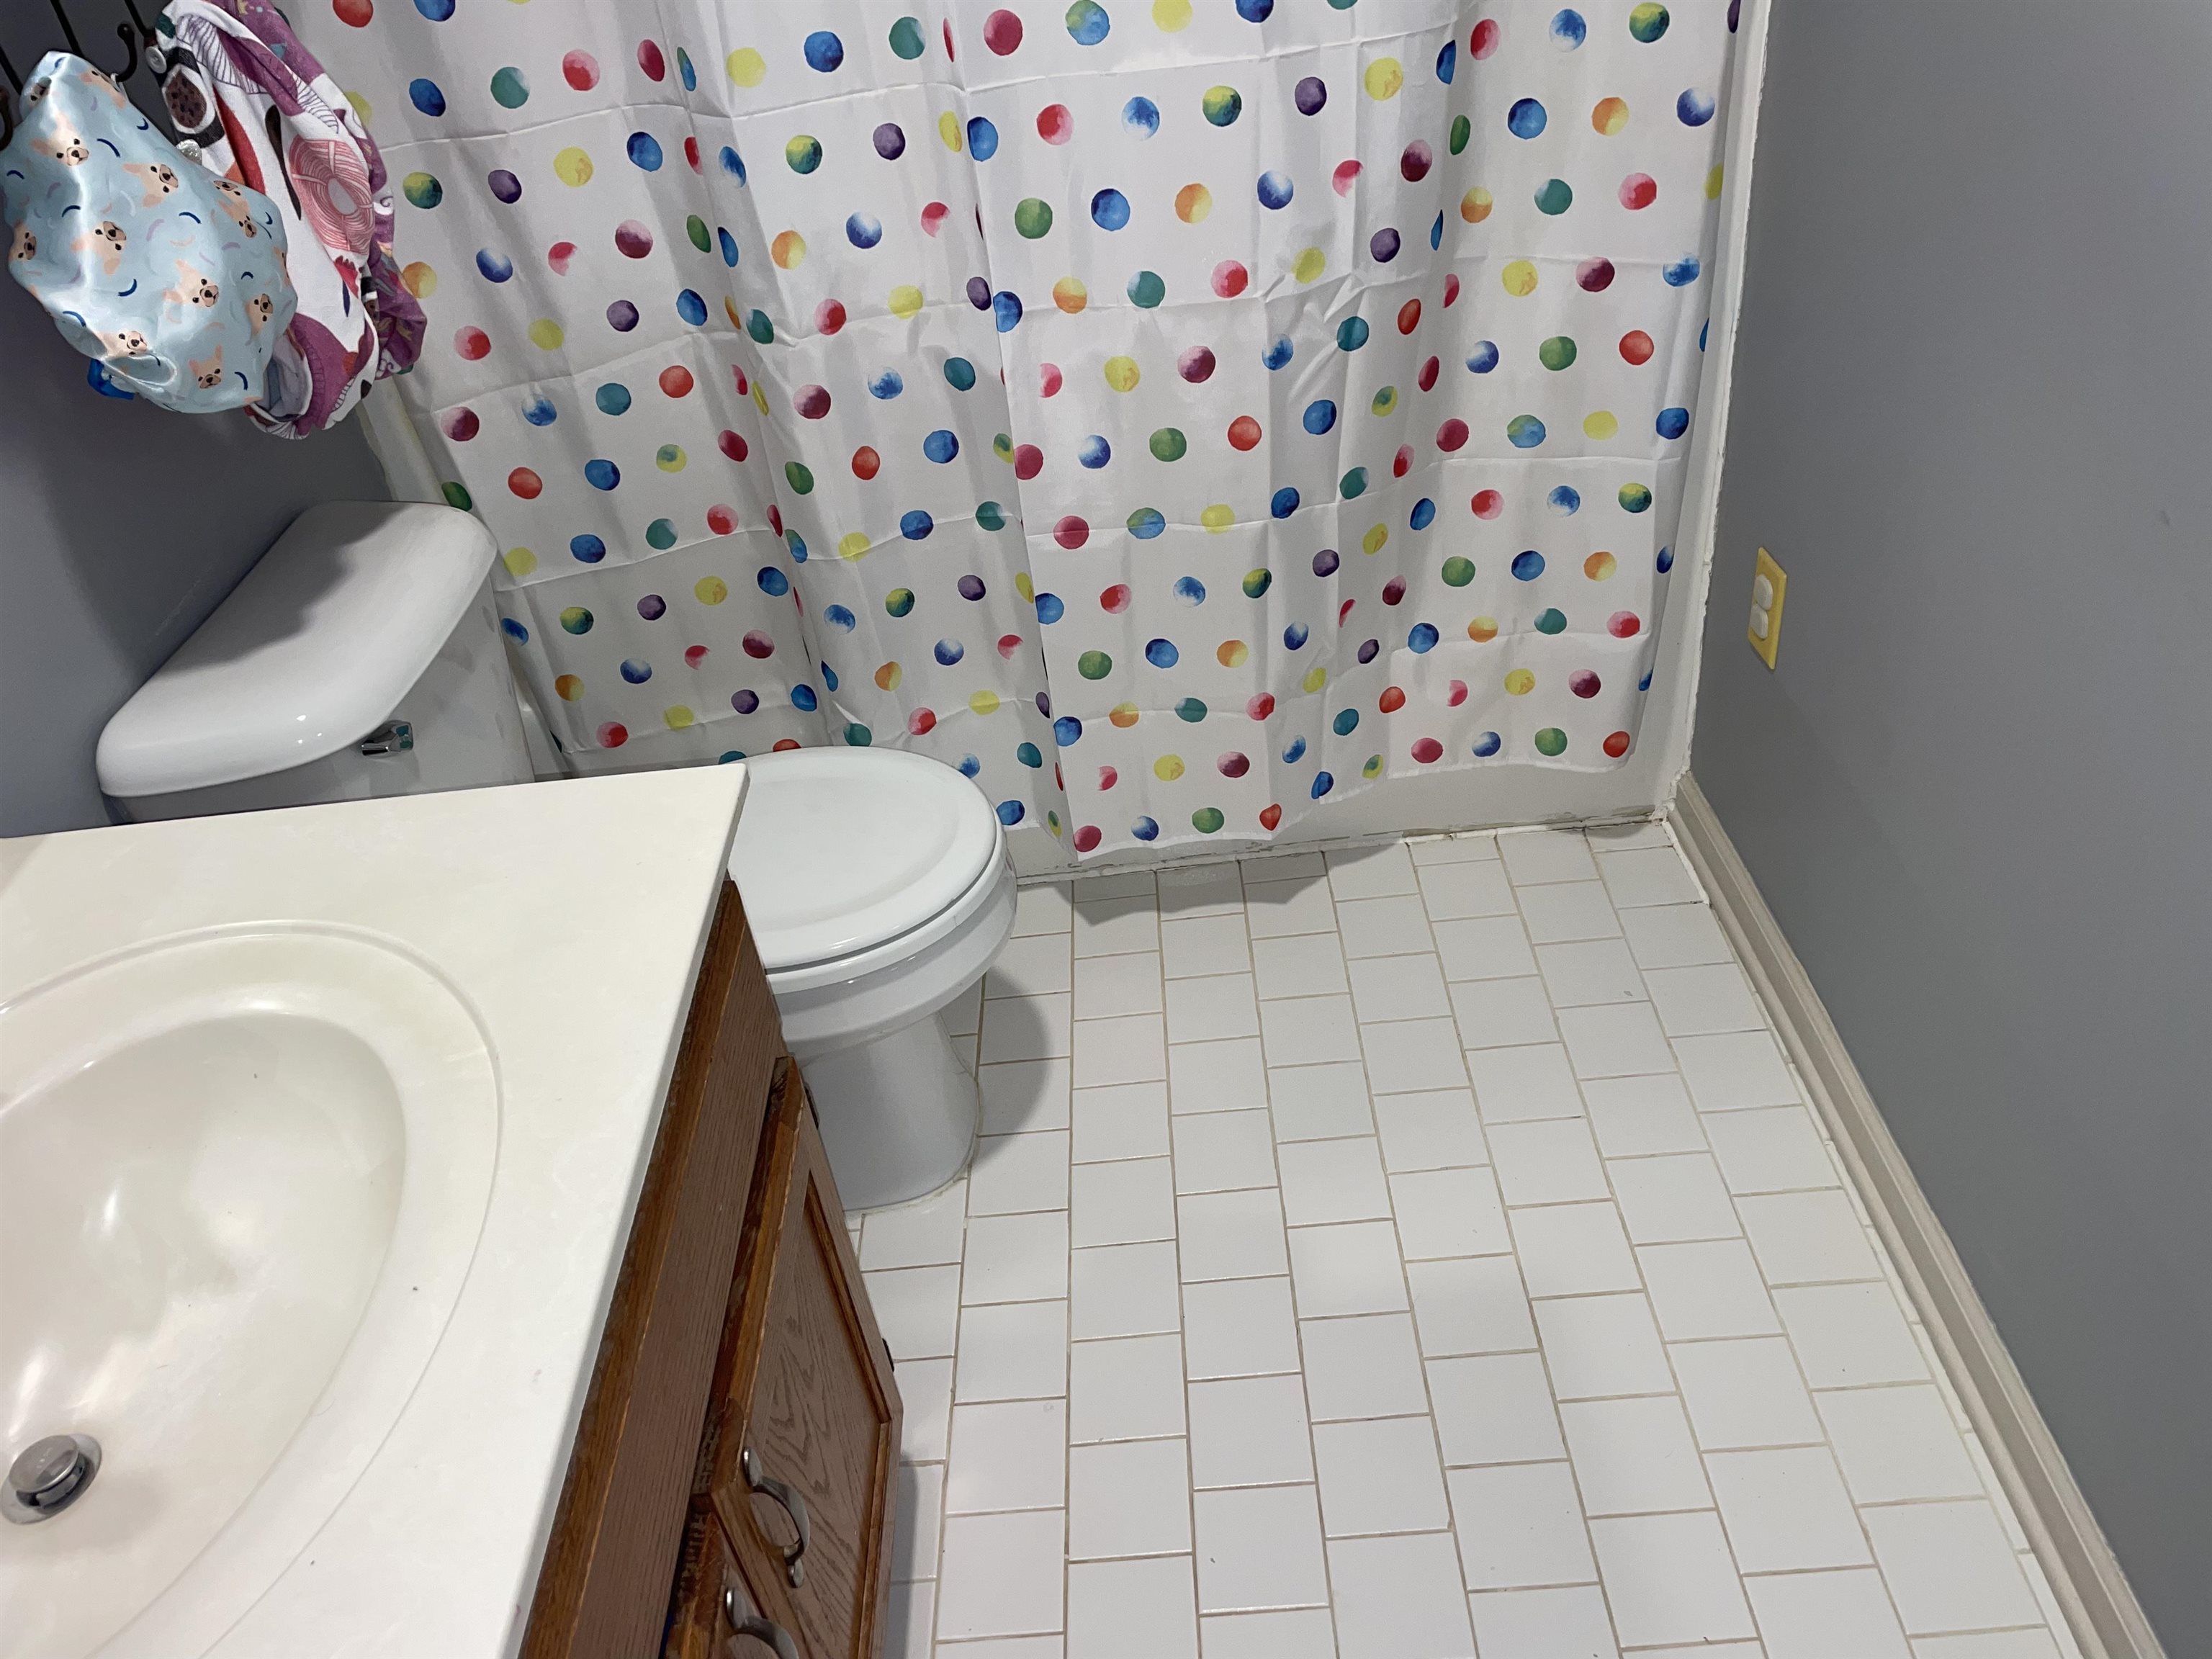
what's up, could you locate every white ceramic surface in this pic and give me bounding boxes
[729,748,1002,971]
[798,1012,981,1212]
[767,853,1018,1054]
[0,767,747,1658]
[0,930,496,1659]
[109,577,534,823]
[96,503,498,799]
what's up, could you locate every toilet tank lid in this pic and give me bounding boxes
[96,502,498,800]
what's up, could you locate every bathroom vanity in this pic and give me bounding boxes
[524,883,901,1659]
[0,768,896,1659]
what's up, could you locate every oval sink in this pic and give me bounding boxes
[0,927,498,1658]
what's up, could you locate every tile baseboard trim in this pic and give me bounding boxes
[1670,772,2164,1659]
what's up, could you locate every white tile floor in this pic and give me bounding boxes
[858,825,2080,1659]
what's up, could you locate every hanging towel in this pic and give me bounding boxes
[159,0,421,382]
[155,0,422,436]
[2,52,297,413]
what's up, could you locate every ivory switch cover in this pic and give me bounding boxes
[1747,547,1787,670]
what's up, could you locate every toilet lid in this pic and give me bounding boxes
[730,749,1002,971]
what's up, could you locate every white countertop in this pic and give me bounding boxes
[0,766,750,1658]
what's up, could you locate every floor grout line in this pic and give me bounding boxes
[1328,868,1473,1651]
[1148,927,1209,1653]
[904,837,2064,1658]
[1249,855,1350,1655]
[1627,855,1907,1650]
[1388,837,1641,1655]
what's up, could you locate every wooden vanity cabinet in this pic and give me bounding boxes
[522,881,901,1659]
[693,1060,902,1658]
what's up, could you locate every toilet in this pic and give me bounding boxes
[729,749,1015,1210]
[96,499,1012,1210]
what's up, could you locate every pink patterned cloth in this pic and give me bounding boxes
[156,0,421,436]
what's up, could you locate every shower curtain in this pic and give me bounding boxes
[295,0,1737,860]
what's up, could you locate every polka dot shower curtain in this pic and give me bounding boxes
[296,0,1738,861]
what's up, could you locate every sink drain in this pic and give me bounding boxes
[3,1433,101,1523]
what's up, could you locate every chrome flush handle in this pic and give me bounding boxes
[357,719,413,757]
[722,1577,801,1659]
[741,1445,811,1588]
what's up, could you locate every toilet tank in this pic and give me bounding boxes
[96,501,535,822]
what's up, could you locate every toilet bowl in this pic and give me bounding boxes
[728,749,1016,1210]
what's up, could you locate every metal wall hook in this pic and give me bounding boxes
[0,4,157,150]
[47,0,139,84]
[118,0,158,76]
[1,50,19,153]
[45,0,83,56]
[105,19,138,81]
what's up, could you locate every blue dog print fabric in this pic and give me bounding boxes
[1,52,295,411]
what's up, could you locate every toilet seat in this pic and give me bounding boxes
[764,852,1016,1059]
[731,748,1002,980]
[759,832,1010,998]
[727,750,1018,1060]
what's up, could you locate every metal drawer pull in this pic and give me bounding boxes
[741,1446,810,1588]
[721,1580,800,1659]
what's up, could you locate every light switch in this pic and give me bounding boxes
[1747,547,1786,669]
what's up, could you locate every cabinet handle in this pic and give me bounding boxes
[721,1578,801,1659]
[740,1446,810,1588]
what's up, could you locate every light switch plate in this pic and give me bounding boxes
[1747,546,1787,669]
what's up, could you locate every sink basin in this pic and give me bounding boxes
[0,926,498,1658]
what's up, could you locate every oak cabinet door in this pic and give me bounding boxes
[709,1063,902,1658]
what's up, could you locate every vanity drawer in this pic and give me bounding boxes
[664,1501,803,1659]
[701,1061,902,1659]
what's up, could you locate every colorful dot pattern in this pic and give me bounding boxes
[302,0,1735,858]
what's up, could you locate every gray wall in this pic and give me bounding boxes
[0,207,388,837]
[1694,2,2211,1649]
